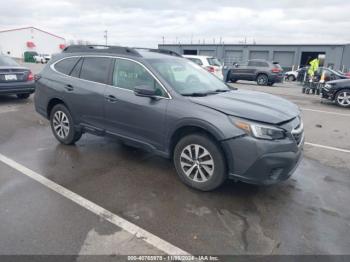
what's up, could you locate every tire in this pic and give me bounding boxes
[287,75,296,81]
[267,82,274,86]
[173,134,227,191]
[17,93,30,99]
[50,104,82,145]
[335,89,350,108]
[256,74,268,86]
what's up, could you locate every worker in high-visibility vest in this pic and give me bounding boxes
[308,58,320,78]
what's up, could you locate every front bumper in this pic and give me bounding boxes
[222,135,303,185]
[0,81,35,95]
[321,87,337,100]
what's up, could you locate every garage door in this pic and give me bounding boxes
[224,50,243,65]
[249,51,269,60]
[198,50,215,56]
[273,51,295,70]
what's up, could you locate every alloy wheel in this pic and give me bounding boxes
[337,91,350,106]
[180,144,214,182]
[52,111,70,139]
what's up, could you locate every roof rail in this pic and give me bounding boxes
[134,48,182,57]
[62,45,141,57]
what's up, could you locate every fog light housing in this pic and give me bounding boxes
[269,168,284,180]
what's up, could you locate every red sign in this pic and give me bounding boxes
[59,44,66,49]
[26,41,35,48]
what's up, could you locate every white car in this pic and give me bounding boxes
[285,69,301,81]
[34,54,51,64]
[183,55,223,80]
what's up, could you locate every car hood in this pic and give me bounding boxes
[189,89,300,124]
[328,78,350,86]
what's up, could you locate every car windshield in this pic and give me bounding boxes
[0,55,19,66]
[148,58,230,96]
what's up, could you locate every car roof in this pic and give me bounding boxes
[59,45,183,61]
[183,55,213,59]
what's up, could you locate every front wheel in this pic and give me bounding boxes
[335,89,350,108]
[50,104,82,145]
[173,134,227,191]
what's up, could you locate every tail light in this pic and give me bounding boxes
[206,66,215,73]
[27,71,34,81]
[271,68,281,73]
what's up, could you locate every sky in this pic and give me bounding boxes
[1,0,350,47]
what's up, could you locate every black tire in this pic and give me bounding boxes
[302,87,306,93]
[173,134,227,191]
[17,93,30,99]
[256,74,268,86]
[335,89,350,108]
[287,75,296,81]
[50,104,82,145]
[267,82,274,86]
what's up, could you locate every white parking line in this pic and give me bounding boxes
[305,142,350,154]
[301,108,350,117]
[0,153,190,256]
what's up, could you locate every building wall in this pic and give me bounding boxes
[159,44,350,71]
[0,27,65,58]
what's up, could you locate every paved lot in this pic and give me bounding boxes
[0,64,349,257]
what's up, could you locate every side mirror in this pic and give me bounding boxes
[134,85,157,98]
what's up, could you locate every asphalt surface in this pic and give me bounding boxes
[0,64,349,257]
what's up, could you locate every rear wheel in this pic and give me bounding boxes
[50,104,82,145]
[256,74,268,86]
[173,134,227,191]
[335,89,350,108]
[17,93,30,99]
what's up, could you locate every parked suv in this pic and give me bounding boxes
[34,45,303,191]
[226,59,284,86]
[183,55,223,80]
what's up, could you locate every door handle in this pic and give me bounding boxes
[64,84,74,91]
[106,95,118,103]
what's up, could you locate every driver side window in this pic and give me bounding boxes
[113,59,165,96]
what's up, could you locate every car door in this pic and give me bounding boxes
[63,56,113,130]
[104,58,169,151]
[231,61,249,80]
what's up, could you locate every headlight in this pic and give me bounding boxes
[324,83,332,89]
[235,121,286,140]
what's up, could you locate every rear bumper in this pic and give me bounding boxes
[222,135,303,185]
[269,74,284,83]
[0,81,35,95]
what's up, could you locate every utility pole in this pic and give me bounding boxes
[104,30,108,46]
[162,36,165,45]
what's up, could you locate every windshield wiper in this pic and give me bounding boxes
[182,92,209,97]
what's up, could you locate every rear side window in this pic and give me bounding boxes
[188,58,203,66]
[248,61,268,67]
[80,57,112,84]
[70,58,83,78]
[54,57,80,75]
[207,57,222,66]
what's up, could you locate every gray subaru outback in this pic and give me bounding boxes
[34,45,304,191]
